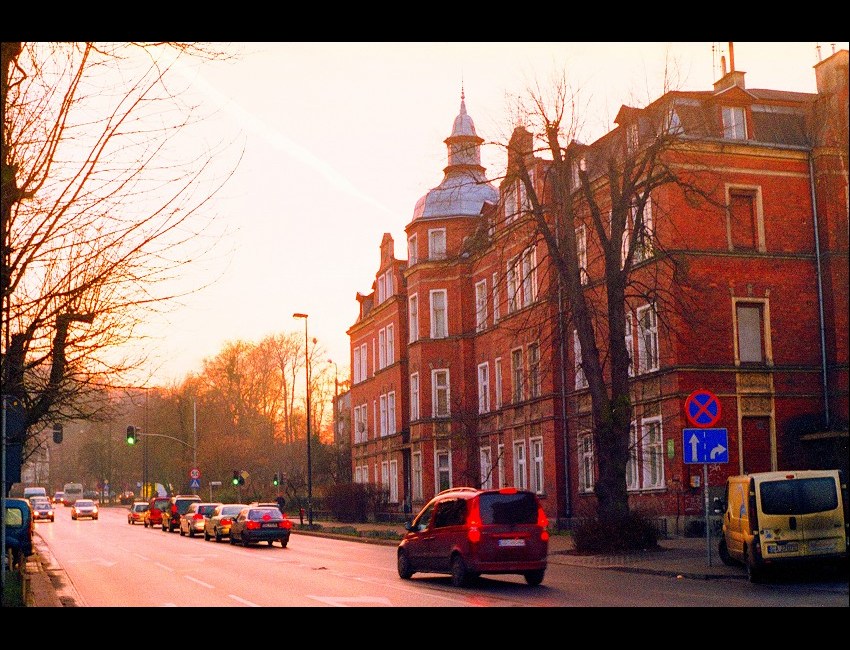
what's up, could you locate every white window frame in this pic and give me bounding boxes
[412,451,423,500]
[625,313,634,377]
[389,459,398,503]
[494,357,503,409]
[577,224,588,285]
[380,394,388,437]
[407,233,418,265]
[430,289,448,339]
[386,324,394,366]
[574,330,588,389]
[637,304,659,374]
[513,440,527,489]
[497,443,506,488]
[735,300,767,364]
[408,294,419,343]
[432,369,450,418]
[409,372,419,421]
[626,422,639,491]
[477,362,490,414]
[475,279,488,332]
[435,450,451,493]
[528,342,541,399]
[722,105,747,139]
[492,272,500,322]
[428,228,446,260]
[353,345,362,384]
[387,391,396,435]
[378,328,386,369]
[641,417,665,489]
[578,433,594,493]
[479,446,493,490]
[511,347,524,403]
[530,437,544,494]
[359,343,367,382]
[381,461,389,492]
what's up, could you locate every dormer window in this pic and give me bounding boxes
[722,106,747,139]
[626,123,639,154]
[428,228,446,260]
[571,156,586,189]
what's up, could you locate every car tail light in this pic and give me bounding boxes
[537,506,549,542]
[221,518,232,526]
[171,505,178,514]
[193,513,203,521]
[466,499,482,544]
[246,521,261,530]
[280,519,293,530]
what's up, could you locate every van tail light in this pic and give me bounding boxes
[537,507,550,542]
[466,499,482,544]
[246,521,261,530]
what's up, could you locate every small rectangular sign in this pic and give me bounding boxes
[683,428,729,464]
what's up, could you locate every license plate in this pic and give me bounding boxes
[262,522,278,528]
[498,538,525,547]
[767,542,799,554]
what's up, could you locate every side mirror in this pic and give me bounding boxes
[712,497,725,514]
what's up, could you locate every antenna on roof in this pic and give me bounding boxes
[816,43,822,62]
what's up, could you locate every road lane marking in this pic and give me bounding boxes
[228,594,260,607]
[185,575,214,589]
[309,596,393,607]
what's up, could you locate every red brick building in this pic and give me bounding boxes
[348,49,848,532]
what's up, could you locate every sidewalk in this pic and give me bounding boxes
[25,523,744,607]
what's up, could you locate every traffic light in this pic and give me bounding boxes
[273,473,279,486]
[232,470,239,486]
[126,425,137,445]
[52,424,63,444]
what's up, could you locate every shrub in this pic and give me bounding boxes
[572,511,659,553]
[324,483,370,522]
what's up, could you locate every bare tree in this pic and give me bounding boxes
[1,42,242,482]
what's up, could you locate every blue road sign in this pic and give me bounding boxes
[189,478,201,490]
[685,390,722,427]
[683,428,729,464]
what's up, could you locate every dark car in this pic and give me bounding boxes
[162,495,201,532]
[179,502,221,537]
[30,497,55,522]
[4,498,34,567]
[229,506,292,548]
[397,486,550,587]
[144,496,170,529]
[204,503,248,542]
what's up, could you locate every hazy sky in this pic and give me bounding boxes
[136,41,848,385]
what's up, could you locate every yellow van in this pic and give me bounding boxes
[718,470,848,582]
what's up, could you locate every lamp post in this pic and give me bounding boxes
[293,312,312,526]
[328,359,340,478]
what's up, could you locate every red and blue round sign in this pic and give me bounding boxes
[684,390,721,428]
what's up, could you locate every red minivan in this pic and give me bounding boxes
[144,496,170,529]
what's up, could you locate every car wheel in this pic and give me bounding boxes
[524,569,545,586]
[215,530,222,543]
[144,520,148,528]
[268,540,274,546]
[204,530,210,541]
[745,546,763,583]
[450,555,468,587]
[397,550,414,580]
[180,527,185,536]
[280,539,288,548]
[718,539,736,566]
[93,516,98,520]
[230,534,237,545]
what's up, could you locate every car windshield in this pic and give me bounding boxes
[248,509,282,521]
[478,492,539,525]
[76,500,94,507]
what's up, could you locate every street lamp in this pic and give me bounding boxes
[293,312,313,526]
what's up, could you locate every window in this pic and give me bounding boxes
[436,450,451,493]
[480,446,493,490]
[412,452,423,501]
[433,369,450,417]
[477,362,490,414]
[513,440,527,489]
[637,304,659,373]
[428,228,446,260]
[408,234,418,265]
[377,273,386,304]
[378,328,386,369]
[353,345,361,383]
[430,289,448,339]
[571,155,586,188]
[574,330,588,389]
[507,247,538,313]
[504,182,518,223]
[389,460,398,503]
[386,324,394,366]
[729,190,757,251]
[409,295,419,342]
[736,302,765,364]
[497,444,506,488]
[528,342,541,398]
[511,348,524,403]
[381,461,389,492]
[633,201,653,262]
[577,225,588,285]
[722,106,747,139]
[492,272,500,322]
[359,343,367,382]
[387,391,396,435]
[626,422,639,490]
[409,372,419,421]
[626,122,639,154]
[475,279,488,331]
[530,438,544,494]
[625,313,634,377]
[380,395,388,437]
[354,405,367,443]
[578,433,594,493]
[377,270,393,304]
[641,418,664,489]
[494,357,503,409]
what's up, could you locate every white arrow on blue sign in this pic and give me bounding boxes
[683,428,729,464]
[189,478,201,489]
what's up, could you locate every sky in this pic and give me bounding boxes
[137,41,849,386]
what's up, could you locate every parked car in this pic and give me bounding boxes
[179,502,221,537]
[144,496,171,529]
[229,506,292,548]
[3,498,34,567]
[52,491,65,506]
[71,499,99,520]
[397,486,550,587]
[30,497,55,522]
[204,503,248,542]
[128,501,149,525]
[162,495,202,532]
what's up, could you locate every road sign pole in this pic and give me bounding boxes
[704,463,711,567]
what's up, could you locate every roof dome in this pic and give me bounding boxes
[412,92,498,221]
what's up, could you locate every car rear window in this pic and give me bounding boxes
[759,477,839,515]
[479,492,539,525]
[198,505,217,515]
[248,509,282,521]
